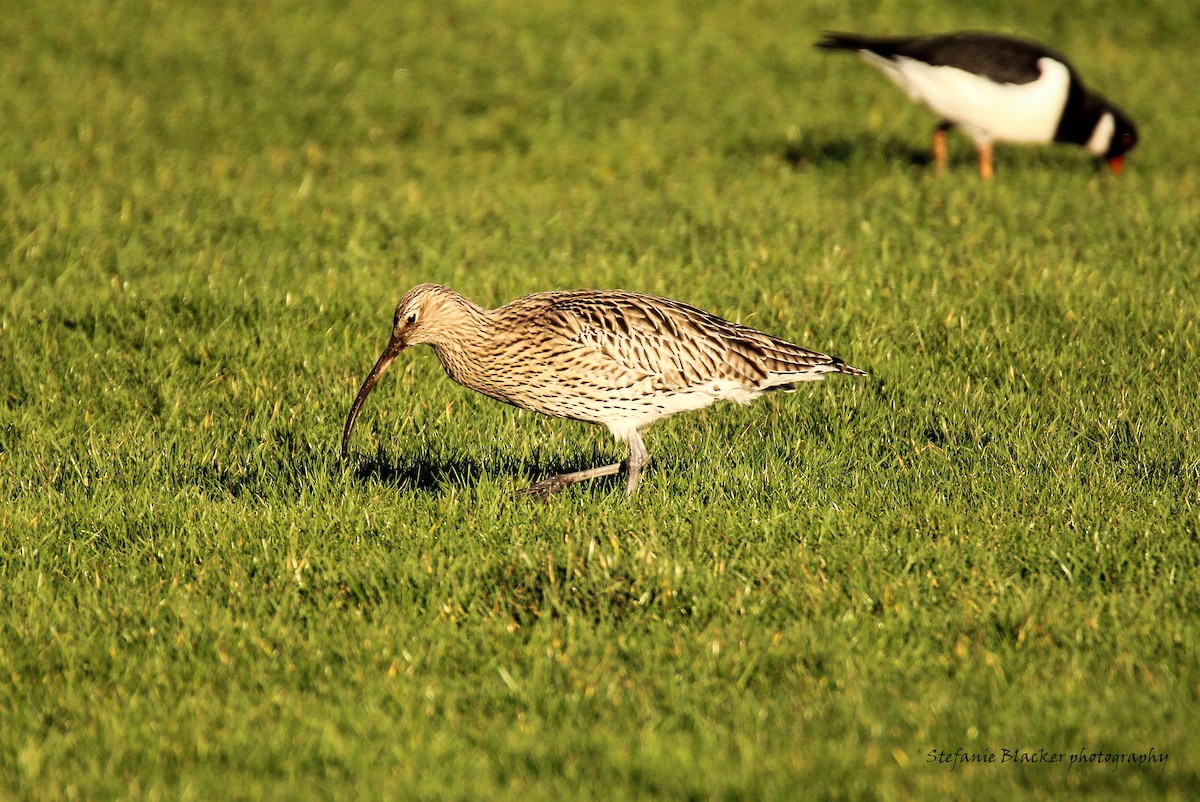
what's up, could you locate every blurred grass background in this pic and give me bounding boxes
[1,0,1197,799]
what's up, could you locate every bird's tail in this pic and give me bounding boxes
[764,357,867,392]
[815,32,900,57]
[824,356,868,377]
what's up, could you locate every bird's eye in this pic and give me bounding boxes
[405,312,418,325]
[1121,132,1135,148]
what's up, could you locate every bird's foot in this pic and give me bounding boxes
[517,462,624,500]
[623,464,642,497]
[517,474,576,500]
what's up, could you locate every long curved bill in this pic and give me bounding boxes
[341,334,406,462]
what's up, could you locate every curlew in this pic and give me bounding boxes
[341,284,866,497]
[816,31,1138,179]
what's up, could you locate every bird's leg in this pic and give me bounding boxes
[518,430,651,499]
[518,461,623,499]
[622,430,650,497]
[932,121,953,175]
[977,141,994,180]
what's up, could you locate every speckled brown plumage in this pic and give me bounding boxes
[342,284,866,496]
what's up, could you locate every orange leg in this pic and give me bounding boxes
[932,122,952,176]
[977,142,994,180]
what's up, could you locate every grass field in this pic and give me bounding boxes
[2,0,1198,798]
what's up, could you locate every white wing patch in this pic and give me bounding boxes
[864,53,1071,144]
[1085,112,1115,156]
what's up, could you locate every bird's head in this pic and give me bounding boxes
[340,283,463,462]
[1101,108,1138,175]
[385,282,460,349]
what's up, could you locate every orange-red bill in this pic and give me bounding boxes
[1108,155,1125,175]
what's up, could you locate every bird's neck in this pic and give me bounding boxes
[430,299,496,393]
[1054,80,1102,145]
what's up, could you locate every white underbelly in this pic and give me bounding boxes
[872,54,1070,144]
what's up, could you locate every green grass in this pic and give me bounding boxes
[2,0,1198,799]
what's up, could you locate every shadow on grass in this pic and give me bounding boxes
[751,130,1111,176]
[726,131,932,170]
[349,452,626,496]
[351,455,497,493]
[781,133,933,170]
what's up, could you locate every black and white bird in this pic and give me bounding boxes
[815,31,1138,178]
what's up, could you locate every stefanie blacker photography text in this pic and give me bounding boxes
[927,747,1170,772]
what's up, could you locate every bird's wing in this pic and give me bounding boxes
[819,31,1062,86]
[539,292,843,392]
[895,33,1060,85]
